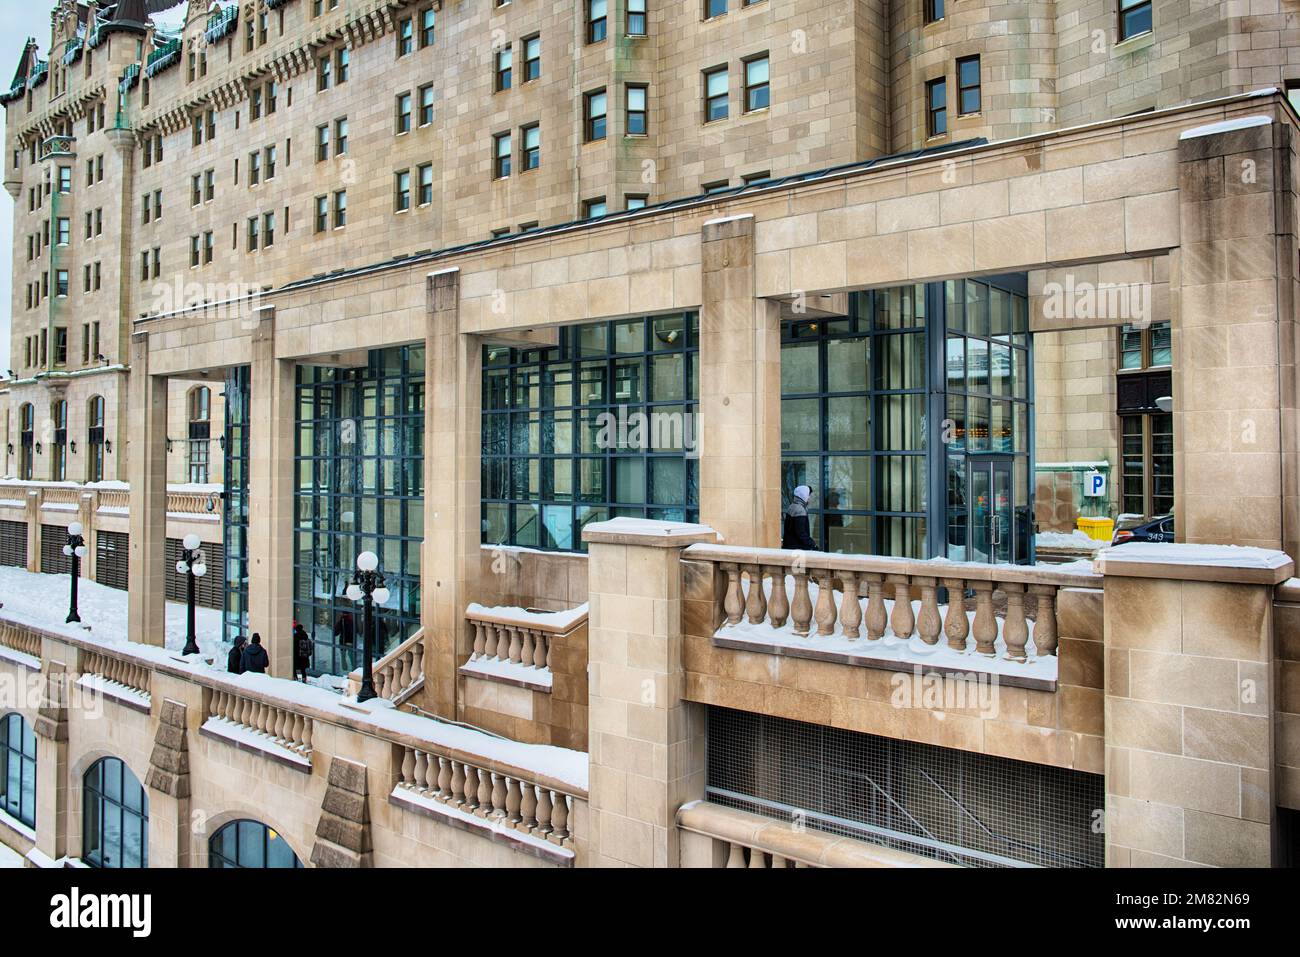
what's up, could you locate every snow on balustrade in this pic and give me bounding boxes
[463,602,587,690]
[686,544,1102,690]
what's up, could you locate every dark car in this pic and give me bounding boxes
[1112,514,1174,546]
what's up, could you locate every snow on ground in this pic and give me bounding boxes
[0,566,223,659]
[1035,529,1105,550]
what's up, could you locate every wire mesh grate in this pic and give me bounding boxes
[706,705,1104,868]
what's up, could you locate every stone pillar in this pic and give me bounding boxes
[582,518,718,867]
[23,489,39,573]
[246,307,296,676]
[32,659,70,862]
[698,214,782,548]
[1100,544,1294,867]
[127,331,167,646]
[423,267,480,719]
[144,697,192,868]
[1176,116,1298,558]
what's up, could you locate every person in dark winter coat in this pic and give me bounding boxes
[334,613,356,671]
[782,484,817,551]
[241,633,270,674]
[292,621,312,683]
[227,635,247,675]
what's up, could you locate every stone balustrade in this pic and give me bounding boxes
[466,606,587,675]
[684,544,1100,663]
[208,689,314,758]
[0,619,41,659]
[81,649,152,698]
[346,629,425,703]
[0,481,218,518]
[394,744,579,850]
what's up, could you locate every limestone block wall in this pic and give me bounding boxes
[1276,584,1300,812]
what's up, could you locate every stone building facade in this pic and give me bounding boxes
[2,0,1300,869]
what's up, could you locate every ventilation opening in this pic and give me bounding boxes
[706,705,1104,868]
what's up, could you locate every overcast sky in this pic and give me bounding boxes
[0,2,61,376]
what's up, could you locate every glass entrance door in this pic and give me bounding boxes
[968,457,1015,564]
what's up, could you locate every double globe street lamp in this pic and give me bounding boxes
[345,550,390,703]
[62,522,88,624]
[175,533,208,656]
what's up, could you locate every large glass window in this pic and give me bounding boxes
[86,395,105,482]
[294,348,424,676]
[0,714,36,829]
[223,367,251,645]
[83,757,148,868]
[782,288,928,557]
[482,314,700,552]
[209,819,302,868]
[1117,320,1173,518]
[51,400,68,481]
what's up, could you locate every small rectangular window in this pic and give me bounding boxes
[315,195,329,233]
[495,46,512,92]
[333,190,347,228]
[588,0,608,43]
[926,76,947,137]
[627,0,647,36]
[397,17,414,56]
[744,54,769,112]
[626,84,648,135]
[924,0,944,25]
[704,66,728,122]
[521,124,540,171]
[585,89,607,141]
[1119,0,1152,42]
[420,7,436,47]
[316,124,330,161]
[419,84,435,125]
[493,132,512,178]
[704,0,726,19]
[523,35,541,81]
[395,169,412,211]
[418,163,434,205]
[335,117,349,154]
[625,194,648,210]
[956,55,981,115]
[583,196,607,219]
[396,92,412,134]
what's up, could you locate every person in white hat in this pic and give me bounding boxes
[782,484,816,551]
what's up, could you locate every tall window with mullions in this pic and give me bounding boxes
[781,287,928,557]
[293,346,424,676]
[223,367,251,645]
[482,313,699,552]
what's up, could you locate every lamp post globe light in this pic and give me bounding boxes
[62,522,87,624]
[176,533,207,656]
[348,550,389,703]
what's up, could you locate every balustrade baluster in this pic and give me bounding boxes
[748,847,766,868]
[533,633,548,669]
[722,563,744,626]
[551,793,569,843]
[411,750,425,790]
[888,575,914,642]
[916,577,941,646]
[839,572,861,639]
[301,718,313,752]
[767,566,789,627]
[536,788,554,834]
[972,580,997,656]
[1003,583,1029,661]
[772,854,788,868]
[521,783,538,829]
[490,773,506,818]
[520,630,535,669]
[402,748,416,788]
[411,642,424,680]
[507,627,523,664]
[476,766,493,816]
[459,764,477,810]
[942,578,970,652]
[484,623,499,659]
[506,778,523,825]
[813,571,837,637]
[745,565,767,625]
[863,574,886,641]
[436,756,451,799]
[791,572,813,636]
[726,843,745,868]
[1030,585,1058,656]
[472,621,486,658]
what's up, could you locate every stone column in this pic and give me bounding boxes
[144,696,192,868]
[23,489,38,573]
[127,331,167,647]
[1176,116,1298,558]
[582,518,718,867]
[423,268,481,719]
[246,307,296,676]
[32,659,70,862]
[698,214,782,549]
[1100,545,1293,866]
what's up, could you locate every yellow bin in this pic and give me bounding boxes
[1076,517,1114,542]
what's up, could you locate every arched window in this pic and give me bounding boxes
[0,714,36,829]
[51,400,68,481]
[83,757,148,868]
[18,404,34,481]
[86,396,105,482]
[208,819,303,868]
[187,386,211,484]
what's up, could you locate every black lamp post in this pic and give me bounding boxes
[62,522,86,624]
[175,533,207,656]
[346,550,390,703]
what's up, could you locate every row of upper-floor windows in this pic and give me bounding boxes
[18,322,100,372]
[922,0,1151,43]
[925,56,981,138]
[23,261,103,312]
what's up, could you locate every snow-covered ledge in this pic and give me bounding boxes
[1094,542,1295,586]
